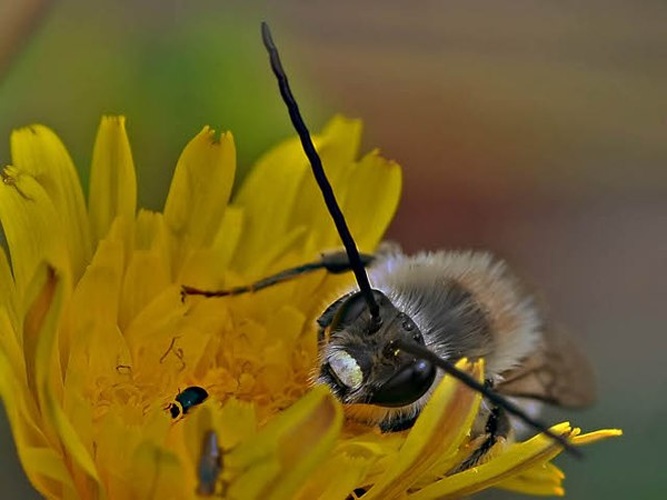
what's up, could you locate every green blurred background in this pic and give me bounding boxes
[1,0,665,498]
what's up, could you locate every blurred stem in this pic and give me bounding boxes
[0,0,55,83]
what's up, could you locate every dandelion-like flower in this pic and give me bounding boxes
[0,115,620,499]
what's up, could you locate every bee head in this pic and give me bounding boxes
[319,290,436,407]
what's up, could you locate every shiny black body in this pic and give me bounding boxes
[168,386,209,419]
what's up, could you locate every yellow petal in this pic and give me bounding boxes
[497,426,621,497]
[118,210,171,328]
[27,267,91,483]
[179,401,256,496]
[364,360,483,499]
[339,151,401,252]
[216,398,258,450]
[232,150,309,272]
[88,116,137,245]
[123,286,217,390]
[211,206,244,274]
[63,234,125,383]
[0,308,25,393]
[0,345,66,498]
[0,165,69,299]
[43,384,101,486]
[408,423,621,499]
[0,303,32,484]
[0,247,19,330]
[0,309,45,455]
[571,428,623,445]
[297,454,371,500]
[496,462,565,496]
[226,385,342,500]
[21,446,77,497]
[164,128,236,261]
[93,408,174,498]
[231,116,362,272]
[21,264,101,496]
[178,205,244,289]
[283,118,363,251]
[127,442,186,499]
[282,123,399,259]
[23,265,65,409]
[11,124,91,280]
[317,115,363,165]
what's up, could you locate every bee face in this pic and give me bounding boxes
[318,290,436,408]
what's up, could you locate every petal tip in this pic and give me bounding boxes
[101,115,127,126]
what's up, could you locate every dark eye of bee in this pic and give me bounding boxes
[369,358,436,407]
[330,291,377,331]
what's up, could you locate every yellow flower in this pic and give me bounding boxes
[0,115,620,499]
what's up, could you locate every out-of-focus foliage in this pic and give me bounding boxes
[0,1,321,209]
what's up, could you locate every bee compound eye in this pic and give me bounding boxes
[369,359,436,407]
[330,292,369,331]
[330,290,393,334]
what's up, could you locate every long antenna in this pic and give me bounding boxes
[261,22,380,323]
[394,338,581,458]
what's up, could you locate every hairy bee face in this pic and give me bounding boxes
[317,290,436,407]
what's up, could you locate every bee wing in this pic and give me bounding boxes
[496,327,596,408]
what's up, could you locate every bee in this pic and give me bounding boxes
[166,386,209,419]
[182,23,594,464]
[196,430,223,496]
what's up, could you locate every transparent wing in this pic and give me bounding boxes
[496,326,596,408]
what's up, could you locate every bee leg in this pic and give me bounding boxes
[449,405,511,474]
[181,251,375,299]
[320,250,375,273]
[378,411,421,433]
[347,487,368,498]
